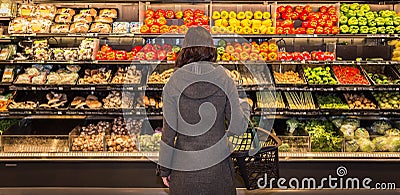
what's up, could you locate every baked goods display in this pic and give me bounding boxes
[39,92,68,109]
[111,66,142,84]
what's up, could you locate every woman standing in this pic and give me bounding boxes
[158,26,250,195]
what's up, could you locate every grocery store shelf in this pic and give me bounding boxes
[9,84,143,91]
[8,33,400,39]
[0,152,399,161]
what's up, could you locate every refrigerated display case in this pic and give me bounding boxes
[0,0,399,189]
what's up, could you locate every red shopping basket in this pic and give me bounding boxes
[230,127,282,190]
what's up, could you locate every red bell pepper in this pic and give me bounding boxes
[165,10,175,19]
[145,51,157,61]
[282,19,294,28]
[295,27,306,34]
[194,9,204,18]
[285,6,294,13]
[295,6,304,14]
[153,44,162,51]
[291,12,299,20]
[330,15,338,23]
[302,21,310,28]
[318,19,326,27]
[200,15,209,25]
[327,6,336,15]
[283,27,294,34]
[325,20,334,28]
[183,9,194,18]
[306,28,315,34]
[127,52,135,60]
[101,44,113,53]
[157,50,167,61]
[96,51,107,60]
[315,26,324,34]
[276,27,284,34]
[106,51,116,60]
[116,50,127,60]
[143,44,154,53]
[319,6,328,13]
[277,6,286,13]
[145,9,155,18]
[309,19,318,28]
[169,25,179,33]
[323,27,331,34]
[178,25,188,34]
[184,17,194,26]
[299,12,308,21]
[304,5,312,13]
[163,44,172,52]
[132,45,143,53]
[155,9,166,19]
[331,26,340,34]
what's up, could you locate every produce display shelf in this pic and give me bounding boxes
[7,33,400,39]
[7,109,147,117]
[8,84,143,91]
[0,152,398,162]
[28,0,400,3]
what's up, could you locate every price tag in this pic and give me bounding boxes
[127,87,134,91]
[137,87,142,90]
[32,87,36,90]
[57,111,62,115]
[58,87,63,90]
[90,87,95,91]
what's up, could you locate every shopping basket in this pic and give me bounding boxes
[230,126,282,190]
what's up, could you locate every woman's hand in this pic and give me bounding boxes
[162,176,170,187]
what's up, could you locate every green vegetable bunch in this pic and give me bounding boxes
[304,66,338,85]
[317,94,349,109]
[305,119,342,152]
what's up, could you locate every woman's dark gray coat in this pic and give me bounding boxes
[158,61,250,195]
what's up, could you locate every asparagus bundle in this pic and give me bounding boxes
[284,92,316,110]
[256,91,285,109]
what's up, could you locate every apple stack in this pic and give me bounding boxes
[211,10,275,34]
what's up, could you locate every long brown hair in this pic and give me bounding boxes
[175,46,217,68]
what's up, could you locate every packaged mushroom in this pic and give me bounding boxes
[35,4,56,20]
[46,67,80,85]
[50,24,70,34]
[106,117,139,152]
[94,16,113,24]
[56,8,75,16]
[89,23,111,33]
[79,8,97,17]
[14,67,44,84]
[70,95,102,109]
[28,18,52,33]
[70,22,89,33]
[70,121,110,152]
[99,9,117,18]
[38,92,68,109]
[78,38,98,60]
[55,14,73,23]
[102,91,122,109]
[148,68,174,84]
[18,4,35,17]
[78,68,111,84]
[112,22,129,33]
[111,66,141,84]
[73,14,92,23]
[8,17,28,34]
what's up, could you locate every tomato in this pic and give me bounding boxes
[333,66,369,85]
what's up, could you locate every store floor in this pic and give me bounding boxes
[0,188,399,195]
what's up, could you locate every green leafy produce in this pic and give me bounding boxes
[0,119,19,134]
[279,143,290,152]
[355,128,370,139]
[340,119,360,140]
[385,128,400,136]
[371,120,392,135]
[317,94,349,109]
[358,138,375,152]
[388,136,400,152]
[305,120,342,152]
[368,73,400,85]
[139,133,162,152]
[372,136,391,151]
[304,66,338,85]
[345,139,360,152]
[372,92,400,109]
[286,119,299,135]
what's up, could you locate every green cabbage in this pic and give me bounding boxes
[355,128,370,139]
[372,136,390,151]
[358,138,375,152]
[371,121,392,135]
[345,139,359,152]
[388,137,400,152]
[385,128,400,136]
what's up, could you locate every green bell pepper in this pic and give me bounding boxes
[365,12,375,20]
[340,25,350,33]
[384,17,393,26]
[360,4,371,12]
[340,3,350,13]
[386,26,395,34]
[346,10,357,18]
[358,17,367,26]
[339,16,348,25]
[356,10,365,17]
[375,17,385,26]
[394,16,400,26]
[360,26,369,34]
[350,3,360,11]
[217,47,225,55]
[217,39,227,48]
[350,26,359,34]
[377,26,386,34]
[368,19,376,27]
[395,25,400,33]
[369,27,378,34]
[348,17,359,25]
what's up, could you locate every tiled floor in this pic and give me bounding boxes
[0,188,399,195]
